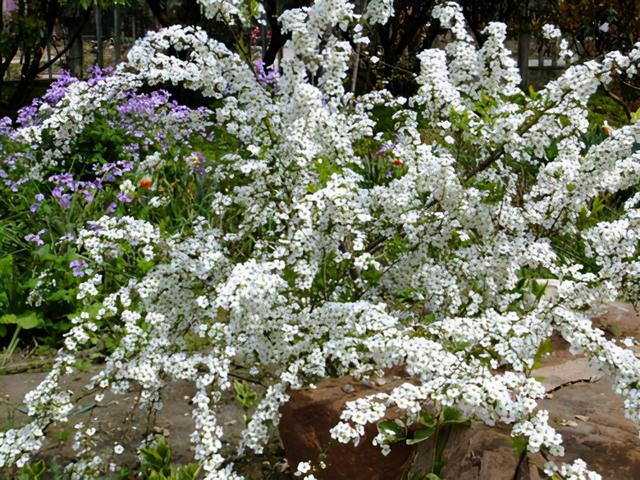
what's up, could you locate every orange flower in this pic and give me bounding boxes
[392,158,403,166]
[139,177,153,190]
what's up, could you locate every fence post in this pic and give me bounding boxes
[95,6,103,67]
[46,43,52,80]
[68,35,84,77]
[517,1,531,89]
[114,7,121,64]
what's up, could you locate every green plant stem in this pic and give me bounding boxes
[1,324,21,368]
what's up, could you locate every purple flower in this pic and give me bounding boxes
[191,151,207,175]
[59,194,71,209]
[51,186,64,199]
[81,189,95,203]
[49,173,76,189]
[69,259,88,277]
[0,116,13,136]
[87,65,114,85]
[377,141,396,155]
[106,202,117,213]
[41,70,77,106]
[61,233,75,242]
[24,229,46,246]
[17,105,39,127]
[117,90,171,118]
[87,221,102,232]
[86,180,103,191]
[30,192,46,212]
[254,60,280,86]
[116,192,132,203]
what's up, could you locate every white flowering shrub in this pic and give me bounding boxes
[1,1,640,478]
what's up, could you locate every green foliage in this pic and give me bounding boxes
[0,94,234,352]
[410,473,441,480]
[406,426,435,445]
[376,419,406,443]
[234,380,260,409]
[533,338,554,370]
[140,438,202,480]
[16,460,46,480]
[376,406,467,451]
[14,459,88,480]
[586,87,629,133]
[15,459,130,479]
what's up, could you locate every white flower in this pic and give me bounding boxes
[542,24,561,40]
[295,461,312,476]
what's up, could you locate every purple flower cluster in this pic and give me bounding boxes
[49,173,105,209]
[108,90,211,162]
[116,192,132,203]
[87,65,115,86]
[30,193,45,212]
[69,259,89,277]
[117,90,172,117]
[2,84,216,261]
[255,60,279,86]
[41,71,77,106]
[97,160,134,183]
[0,155,29,192]
[17,71,77,127]
[24,229,46,246]
[42,159,137,210]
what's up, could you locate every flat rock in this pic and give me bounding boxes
[533,357,596,391]
[278,368,414,480]
[594,302,640,332]
[539,379,640,479]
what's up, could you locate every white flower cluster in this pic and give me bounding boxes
[77,215,161,264]
[2,1,640,479]
[542,24,562,40]
[363,0,394,25]
[198,0,245,22]
[541,24,575,61]
[545,459,603,480]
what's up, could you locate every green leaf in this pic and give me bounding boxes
[177,463,202,480]
[441,407,466,424]
[234,380,259,409]
[14,312,42,330]
[604,322,622,337]
[69,403,96,417]
[0,254,13,276]
[410,472,441,480]
[511,436,528,455]
[0,313,17,325]
[418,410,436,427]
[406,426,435,445]
[533,338,554,369]
[377,420,406,443]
